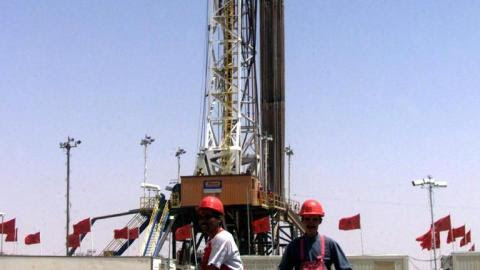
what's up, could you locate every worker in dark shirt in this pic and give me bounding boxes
[279,199,352,270]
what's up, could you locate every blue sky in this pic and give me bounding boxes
[1,0,480,267]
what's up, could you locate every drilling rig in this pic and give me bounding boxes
[168,0,304,261]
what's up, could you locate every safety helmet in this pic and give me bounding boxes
[299,199,325,217]
[198,196,225,215]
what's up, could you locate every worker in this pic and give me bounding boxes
[279,199,352,270]
[197,196,243,270]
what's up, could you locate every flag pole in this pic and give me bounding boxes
[191,224,198,270]
[91,232,94,256]
[15,229,18,255]
[127,227,130,255]
[78,234,82,255]
[360,227,365,255]
[451,231,455,252]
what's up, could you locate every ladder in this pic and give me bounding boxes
[152,213,176,257]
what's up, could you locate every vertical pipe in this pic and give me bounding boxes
[260,0,285,196]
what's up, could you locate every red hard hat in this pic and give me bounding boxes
[198,196,225,215]
[299,199,325,217]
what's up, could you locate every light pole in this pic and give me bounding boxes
[285,145,294,204]
[175,148,186,182]
[0,212,5,255]
[60,136,81,256]
[261,134,273,191]
[412,175,447,270]
[140,135,155,197]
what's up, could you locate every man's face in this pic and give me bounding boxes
[302,215,322,237]
[197,209,220,235]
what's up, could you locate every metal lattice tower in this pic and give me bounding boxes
[196,0,260,176]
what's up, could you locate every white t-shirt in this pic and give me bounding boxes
[208,230,244,270]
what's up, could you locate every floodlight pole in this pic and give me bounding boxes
[412,175,447,270]
[0,212,4,255]
[285,145,294,204]
[175,148,186,183]
[428,182,436,270]
[60,137,81,256]
[261,134,273,191]
[140,135,155,197]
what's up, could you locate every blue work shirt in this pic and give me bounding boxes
[278,234,352,270]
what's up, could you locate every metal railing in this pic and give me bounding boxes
[140,196,158,210]
[257,192,300,212]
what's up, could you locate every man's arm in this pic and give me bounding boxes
[329,240,352,270]
[278,241,296,270]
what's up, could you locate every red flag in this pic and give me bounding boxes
[175,224,193,241]
[453,225,466,239]
[447,225,466,243]
[5,228,18,242]
[68,233,80,248]
[114,227,128,239]
[128,227,139,240]
[418,229,440,250]
[434,215,451,232]
[461,236,467,247]
[73,218,91,235]
[0,218,16,234]
[252,217,270,234]
[466,230,471,244]
[470,244,475,251]
[339,214,361,230]
[25,232,41,245]
[447,230,454,244]
[416,230,431,242]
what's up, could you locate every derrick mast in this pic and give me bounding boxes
[196,0,260,177]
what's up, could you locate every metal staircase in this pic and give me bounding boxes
[153,213,176,257]
[142,197,169,256]
[285,208,304,234]
[102,213,147,256]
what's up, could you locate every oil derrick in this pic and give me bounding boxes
[167,0,304,263]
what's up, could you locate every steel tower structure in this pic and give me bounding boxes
[195,0,260,177]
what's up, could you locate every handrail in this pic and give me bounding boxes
[257,192,300,211]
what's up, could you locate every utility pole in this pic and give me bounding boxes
[412,175,447,270]
[60,137,81,256]
[175,148,186,182]
[140,135,155,197]
[0,212,5,255]
[284,145,293,204]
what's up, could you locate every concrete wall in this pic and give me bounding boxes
[0,256,152,270]
[242,255,409,270]
[0,254,409,270]
[348,255,409,270]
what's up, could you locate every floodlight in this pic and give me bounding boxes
[435,181,447,188]
[141,182,161,191]
[412,179,424,186]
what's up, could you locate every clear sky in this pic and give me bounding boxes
[2,0,480,268]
